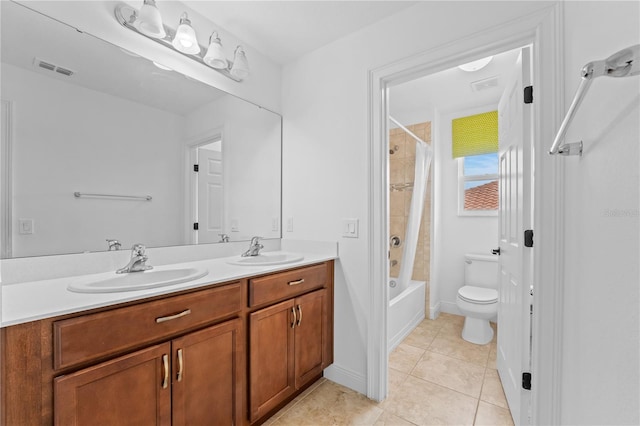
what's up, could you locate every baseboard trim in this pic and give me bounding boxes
[323,364,367,395]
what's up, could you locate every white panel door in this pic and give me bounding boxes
[197,147,223,243]
[497,46,533,426]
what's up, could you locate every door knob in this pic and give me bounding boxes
[492,247,501,255]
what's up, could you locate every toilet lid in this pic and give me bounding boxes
[458,286,498,304]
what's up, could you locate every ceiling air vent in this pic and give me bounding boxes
[33,58,75,77]
[470,76,499,92]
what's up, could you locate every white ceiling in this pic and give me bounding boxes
[390,49,522,118]
[184,1,418,65]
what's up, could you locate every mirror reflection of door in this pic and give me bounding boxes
[195,140,224,244]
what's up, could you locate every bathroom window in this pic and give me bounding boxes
[458,153,499,216]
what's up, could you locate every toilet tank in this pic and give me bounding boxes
[464,254,498,289]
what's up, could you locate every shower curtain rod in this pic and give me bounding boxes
[550,44,640,156]
[388,116,430,148]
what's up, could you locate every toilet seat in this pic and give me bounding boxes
[458,286,498,305]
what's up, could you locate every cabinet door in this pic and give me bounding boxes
[294,289,327,389]
[249,299,295,422]
[54,343,171,426]
[171,319,243,426]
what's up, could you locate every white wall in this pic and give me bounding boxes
[433,105,499,315]
[3,63,185,257]
[18,1,282,113]
[560,2,639,424]
[282,0,554,393]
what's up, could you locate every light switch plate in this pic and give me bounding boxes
[341,218,359,238]
[18,219,34,235]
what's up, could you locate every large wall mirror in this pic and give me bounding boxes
[0,1,282,259]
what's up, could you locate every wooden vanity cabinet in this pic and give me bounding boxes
[0,260,334,426]
[53,319,243,426]
[248,263,333,423]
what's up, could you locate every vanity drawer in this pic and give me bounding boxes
[53,282,241,370]
[249,263,327,307]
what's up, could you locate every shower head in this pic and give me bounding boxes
[582,44,640,80]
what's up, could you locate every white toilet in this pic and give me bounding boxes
[456,253,499,345]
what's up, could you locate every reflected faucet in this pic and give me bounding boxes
[106,239,121,251]
[219,233,230,243]
[117,244,153,274]
[241,236,263,257]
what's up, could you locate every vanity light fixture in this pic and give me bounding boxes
[172,13,200,55]
[230,46,250,79]
[203,32,228,69]
[458,56,494,72]
[114,3,249,82]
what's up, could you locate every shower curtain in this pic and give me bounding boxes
[389,117,433,292]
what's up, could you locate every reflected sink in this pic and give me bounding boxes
[68,267,208,293]
[227,252,304,266]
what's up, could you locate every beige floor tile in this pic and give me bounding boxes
[389,343,424,374]
[388,368,410,396]
[487,344,497,370]
[402,322,439,349]
[480,369,509,409]
[474,401,514,426]
[273,380,383,426]
[385,375,477,425]
[411,351,486,398]
[429,333,491,366]
[373,411,417,425]
[434,312,465,325]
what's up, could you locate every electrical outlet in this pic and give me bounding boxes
[18,219,34,235]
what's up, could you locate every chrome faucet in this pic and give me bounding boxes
[106,239,121,251]
[116,244,153,274]
[241,236,264,257]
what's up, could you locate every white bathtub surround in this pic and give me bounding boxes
[388,279,426,352]
[1,240,337,327]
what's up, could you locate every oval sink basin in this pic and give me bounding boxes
[227,252,304,266]
[68,267,208,293]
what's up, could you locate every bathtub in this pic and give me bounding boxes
[388,278,426,352]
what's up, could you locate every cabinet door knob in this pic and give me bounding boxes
[176,349,184,382]
[161,354,169,389]
[296,305,302,327]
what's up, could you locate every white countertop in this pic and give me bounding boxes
[1,250,336,327]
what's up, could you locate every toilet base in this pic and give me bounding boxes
[461,317,494,345]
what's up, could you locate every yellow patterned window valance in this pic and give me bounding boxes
[452,110,498,158]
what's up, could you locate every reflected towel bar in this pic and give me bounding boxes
[550,44,640,156]
[74,192,152,201]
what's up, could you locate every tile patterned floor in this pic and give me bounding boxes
[265,313,513,426]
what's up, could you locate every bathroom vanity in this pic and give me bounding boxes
[0,259,334,425]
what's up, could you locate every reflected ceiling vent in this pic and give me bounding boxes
[33,58,75,77]
[471,76,499,92]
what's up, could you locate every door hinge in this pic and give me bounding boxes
[193,164,199,172]
[522,372,532,390]
[524,86,533,104]
[524,229,534,247]
[193,222,199,230]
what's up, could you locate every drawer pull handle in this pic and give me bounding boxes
[291,307,297,328]
[156,309,191,323]
[177,349,184,382]
[296,304,302,327]
[161,354,169,389]
[288,279,305,286]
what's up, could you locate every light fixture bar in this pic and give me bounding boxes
[114,5,243,82]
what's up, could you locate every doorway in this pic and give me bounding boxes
[367,6,564,425]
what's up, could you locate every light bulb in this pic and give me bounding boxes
[171,13,200,55]
[203,32,228,69]
[135,0,165,39]
[230,45,249,79]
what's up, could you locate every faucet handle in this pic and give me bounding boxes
[131,243,146,256]
[106,239,121,251]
